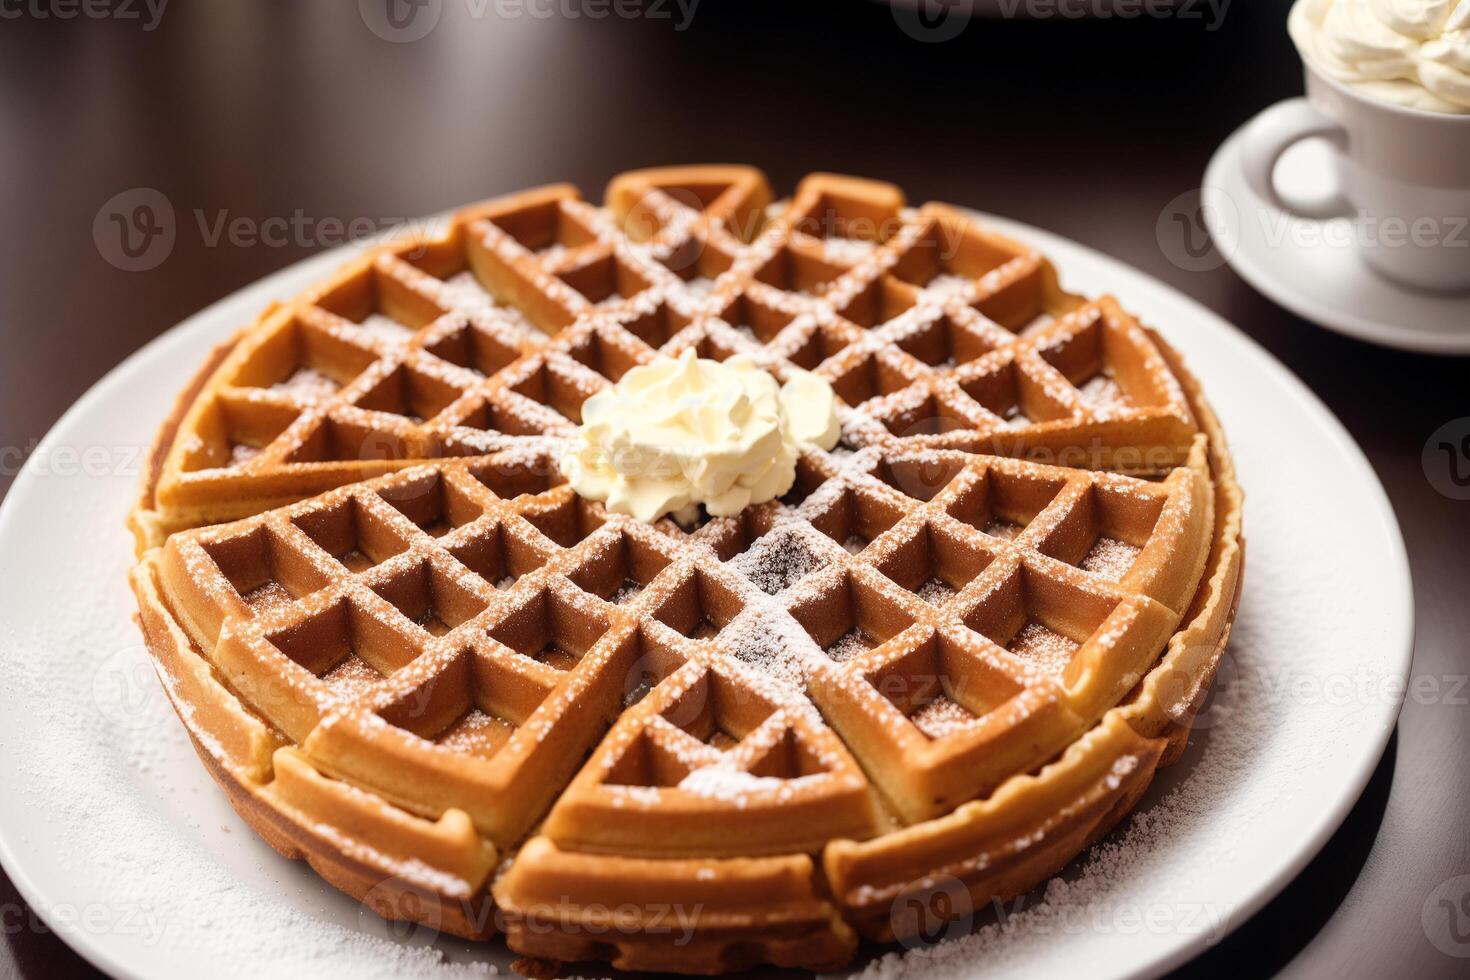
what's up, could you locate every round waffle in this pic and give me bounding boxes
[127,167,1243,975]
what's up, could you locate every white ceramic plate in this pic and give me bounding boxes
[1202,124,1470,355]
[0,213,1413,980]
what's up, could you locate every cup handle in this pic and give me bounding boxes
[1239,97,1350,218]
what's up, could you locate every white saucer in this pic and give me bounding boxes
[0,213,1414,980]
[1203,122,1470,355]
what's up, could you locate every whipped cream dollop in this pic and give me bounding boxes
[1290,0,1470,113]
[560,349,842,524]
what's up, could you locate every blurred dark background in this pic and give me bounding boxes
[1,1,1467,977]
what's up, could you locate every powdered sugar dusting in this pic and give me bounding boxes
[821,237,879,266]
[356,314,415,346]
[677,766,786,801]
[922,273,976,299]
[229,443,261,466]
[718,601,827,706]
[270,367,339,400]
[1077,373,1132,419]
[1079,536,1140,581]
[725,524,826,597]
[1007,622,1078,677]
[435,708,513,759]
[320,655,384,700]
[916,577,957,606]
[910,697,981,739]
[439,270,499,311]
[826,628,875,663]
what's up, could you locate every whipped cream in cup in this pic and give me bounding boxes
[1235,1,1470,293]
[560,350,842,524]
[1290,0,1470,114]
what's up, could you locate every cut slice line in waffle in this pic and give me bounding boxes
[128,166,1244,976]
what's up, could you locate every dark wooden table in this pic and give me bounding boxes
[2,2,1466,977]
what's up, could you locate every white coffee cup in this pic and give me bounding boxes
[1238,8,1470,293]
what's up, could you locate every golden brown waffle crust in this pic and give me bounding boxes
[127,167,1244,976]
[129,328,248,552]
